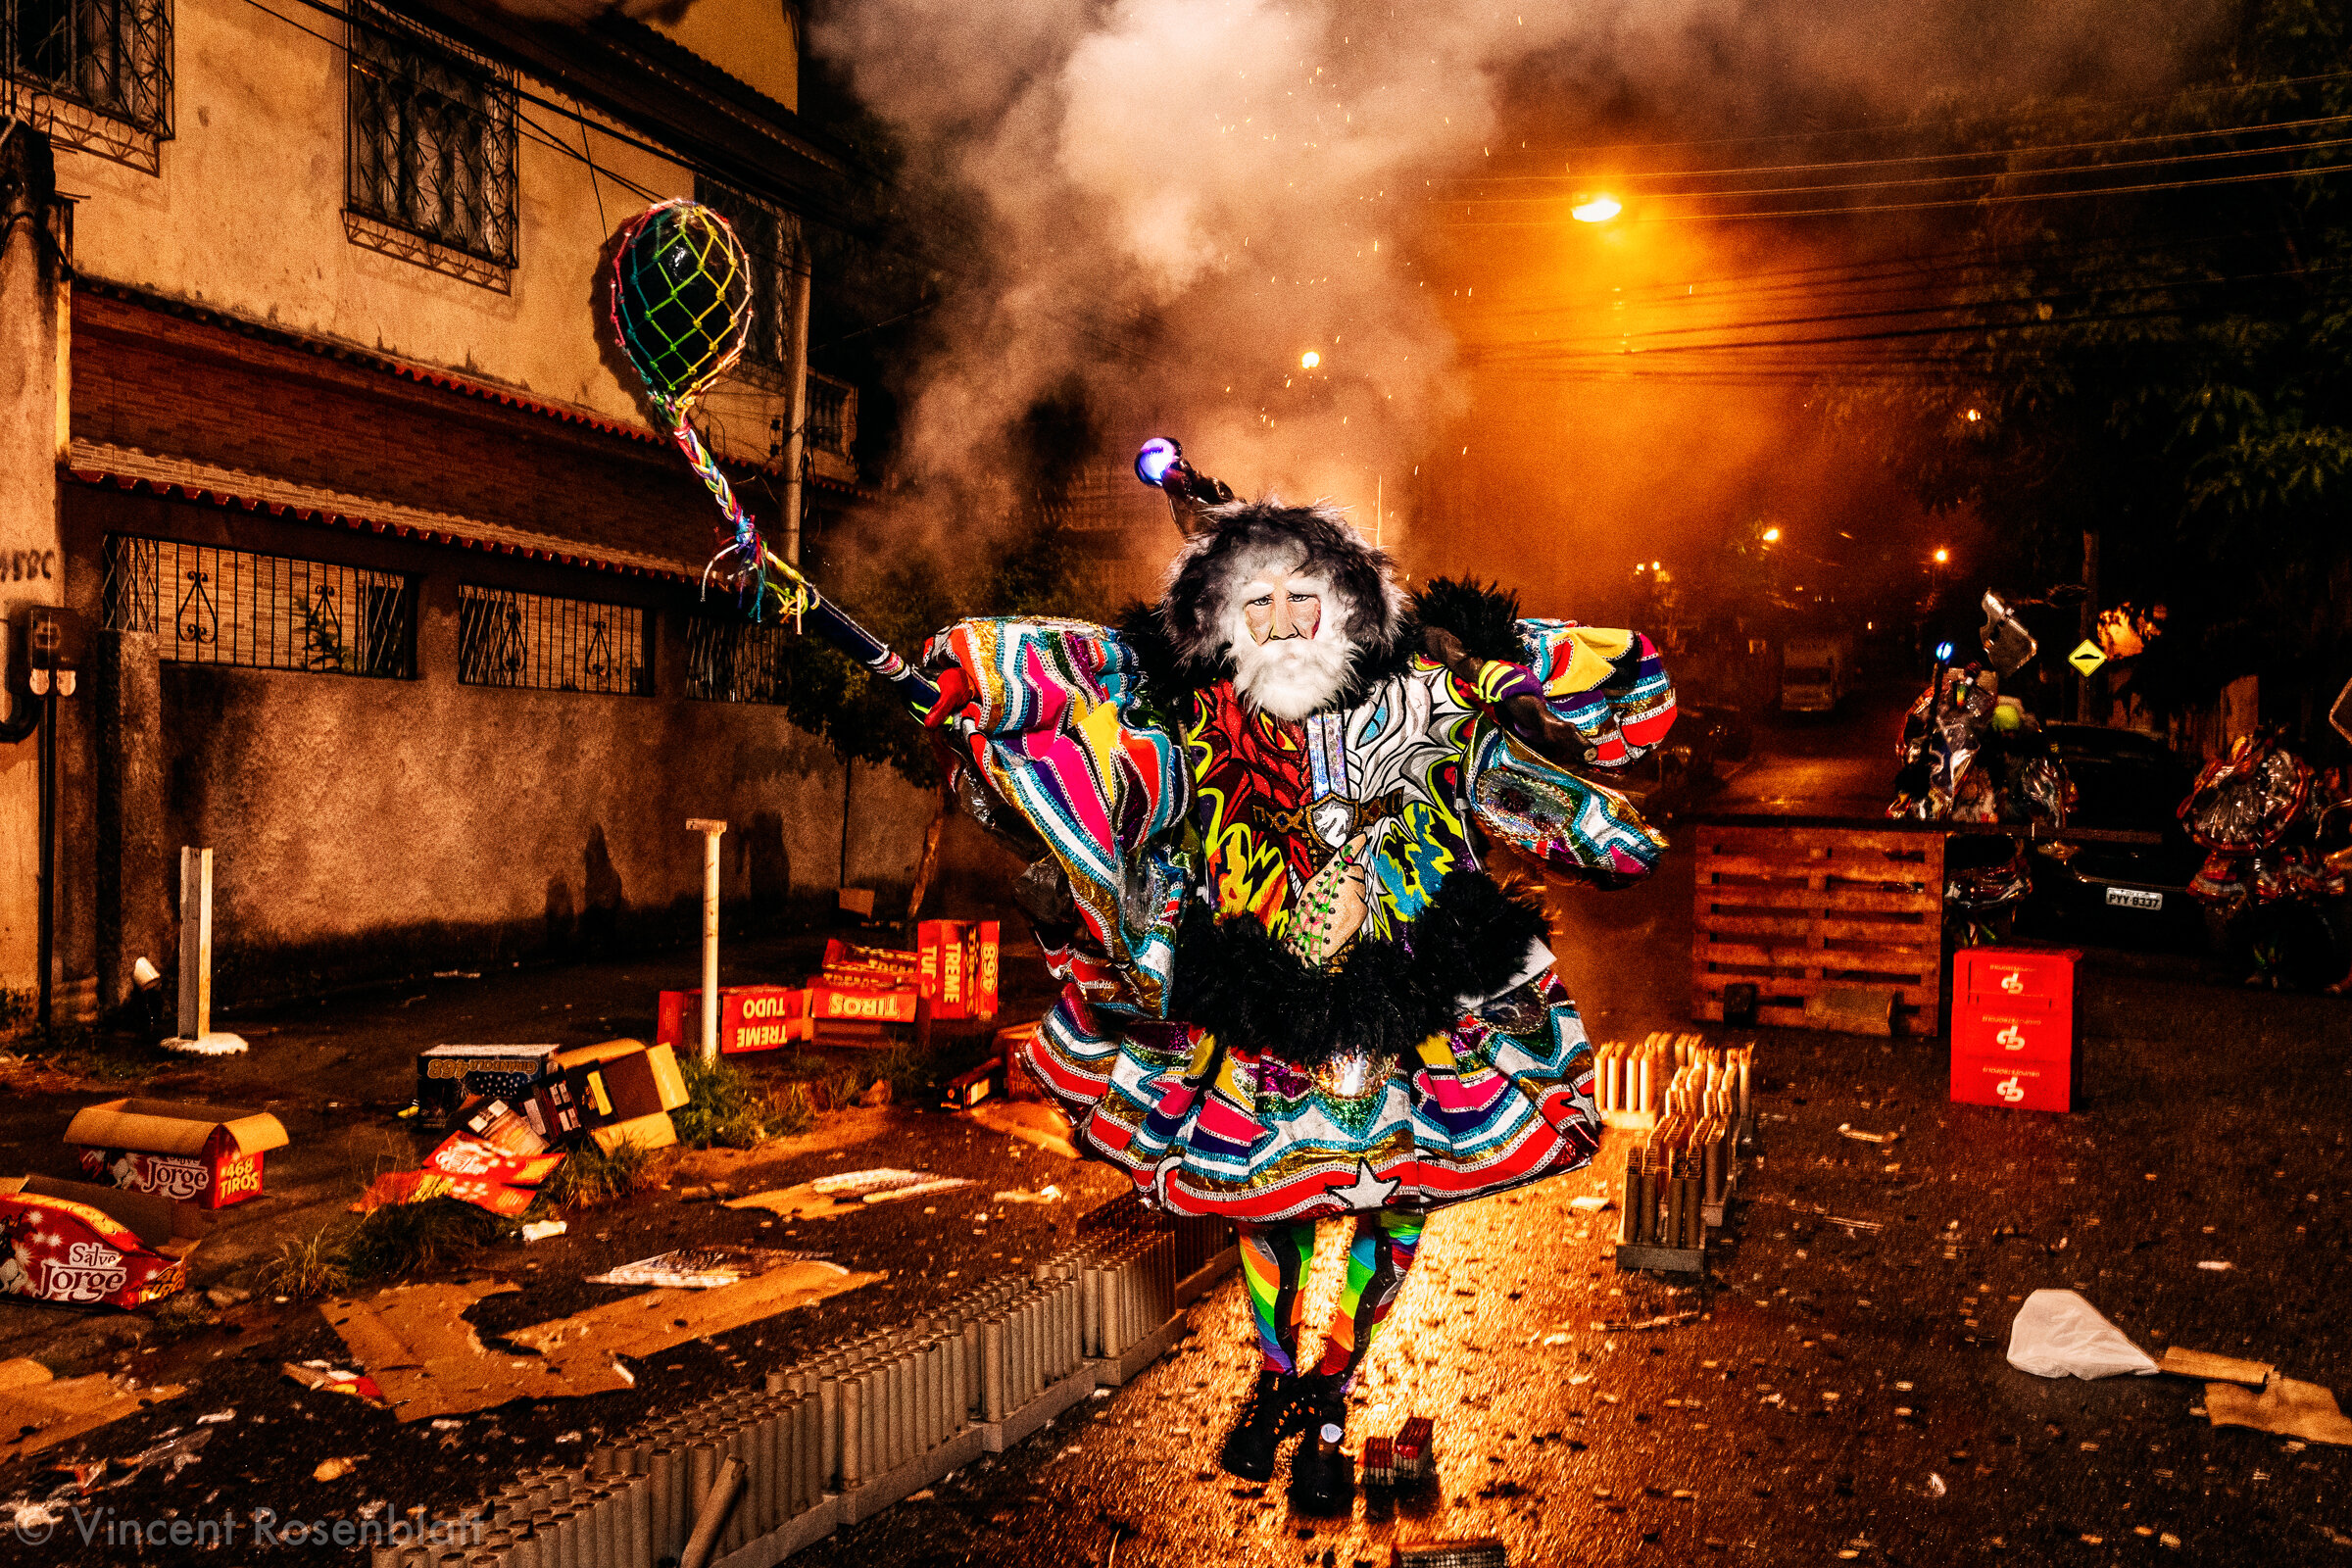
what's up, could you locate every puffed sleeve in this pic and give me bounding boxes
[1511,619,1678,767]
[924,617,1194,1016]
[1449,619,1676,886]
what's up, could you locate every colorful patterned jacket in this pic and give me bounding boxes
[923,582,1675,1063]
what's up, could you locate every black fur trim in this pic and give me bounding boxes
[1412,577,1525,663]
[1111,601,1189,711]
[1170,869,1550,1068]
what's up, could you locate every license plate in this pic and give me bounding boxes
[2104,886,2164,911]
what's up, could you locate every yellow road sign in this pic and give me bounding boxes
[2068,640,2107,676]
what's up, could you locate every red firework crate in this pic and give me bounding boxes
[1951,1003,2071,1065]
[1953,946,2082,1002]
[1950,1052,2072,1113]
[807,983,920,1026]
[656,987,814,1054]
[1949,946,2081,1111]
[917,921,1002,1021]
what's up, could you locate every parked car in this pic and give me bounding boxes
[1620,702,1751,820]
[2023,723,2208,948]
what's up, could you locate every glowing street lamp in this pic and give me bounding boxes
[1300,350,1321,370]
[1571,193,1622,223]
[1760,526,1782,543]
[1934,548,1950,564]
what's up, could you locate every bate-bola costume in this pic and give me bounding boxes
[923,499,1676,1480]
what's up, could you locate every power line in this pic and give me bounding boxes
[1444,158,2352,225]
[1512,68,2352,159]
[1441,111,2352,186]
[1438,132,2352,206]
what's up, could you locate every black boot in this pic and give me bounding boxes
[1219,1371,1303,1482]
[1288,1381,1354,1516]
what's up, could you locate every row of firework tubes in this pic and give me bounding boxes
[1610,1041,1755,1253]
[372,1202,1229,1568]
[1592,1032,1753,1123]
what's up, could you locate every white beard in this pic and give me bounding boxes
[1229,622,1358,720]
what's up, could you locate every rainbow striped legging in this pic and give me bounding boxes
[1238,1210,1425,1391]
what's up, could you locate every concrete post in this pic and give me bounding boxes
[163,846,244,1056]
[687,818,727,1060]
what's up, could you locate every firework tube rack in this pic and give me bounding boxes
[1605,1038,1755,1278]
[375,1203,1235,1568]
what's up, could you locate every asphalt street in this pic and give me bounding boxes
[790,691,2352,1568]
[5,689,2347,1567]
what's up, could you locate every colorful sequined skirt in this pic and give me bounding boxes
[1017,969,1604,1224]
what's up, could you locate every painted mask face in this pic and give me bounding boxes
[1242,567,1325,645]
[1223,552,1355,720]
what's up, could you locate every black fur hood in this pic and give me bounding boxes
[1117,526,1528,715]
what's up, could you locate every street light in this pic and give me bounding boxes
[1934,547,1950,564]
[1761,527,1782,543]
[1299,350,1321,370]
[1571,193,1622,223]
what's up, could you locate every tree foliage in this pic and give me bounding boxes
[1853,0,2352,711]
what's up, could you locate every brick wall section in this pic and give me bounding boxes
[70,287,781,568]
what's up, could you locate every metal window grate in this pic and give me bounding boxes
[346,1,515,267]
[805,370,852,460]
[694,177,796,373]
[459,585,651,696]
[3,0,172,137]
[684,613,799,705]
[100,533,416,677]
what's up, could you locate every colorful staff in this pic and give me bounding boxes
[608,199,941,713]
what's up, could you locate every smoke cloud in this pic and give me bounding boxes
[812,0,2228,544]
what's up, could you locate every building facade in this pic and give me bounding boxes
[0,0,923,1030]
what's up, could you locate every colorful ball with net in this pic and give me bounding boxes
[610,199,753,414]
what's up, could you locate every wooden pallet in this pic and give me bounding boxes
[1691,821,1943,1034]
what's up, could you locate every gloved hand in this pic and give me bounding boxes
[1423,626,1587,765]
[923,663,976,728]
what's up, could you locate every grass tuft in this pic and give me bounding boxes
[670,1055,773,1150]
[770,1080,816,1139]
[542,1136,660,1208]
[259,1223,354,1300]
[340,1199,507,1282]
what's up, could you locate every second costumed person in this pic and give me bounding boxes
[919,455,1677,1498]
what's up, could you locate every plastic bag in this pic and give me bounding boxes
[2006,1289,2157,1380]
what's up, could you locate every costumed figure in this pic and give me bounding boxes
[917,448,1678,1490]
[599,208,1678,1494]
[1889,591,2072,943]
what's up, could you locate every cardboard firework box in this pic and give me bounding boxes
[423,1100,566,1189]
[415,1045,561,1122]
[528,1040,690,1153]
[806,939,923,1043]
[655,986,814,1055]
[65,1100,290,1210]
[0,1175,207,1308]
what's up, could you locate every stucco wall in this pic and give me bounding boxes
[51,0,790,466]
[63,485,931,1007]
[651,0,801,112]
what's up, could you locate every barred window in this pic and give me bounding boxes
[458,585,651,696]
[694,177,795,373]
[3,0,172,138]
[685,613,797,705]
[100,534,416,678]
[346,1,516,268]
